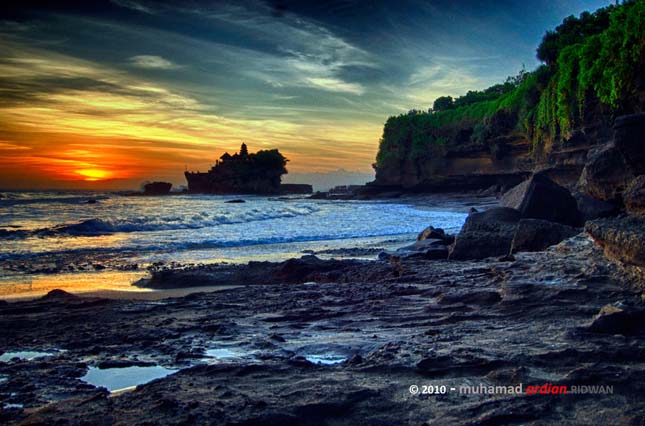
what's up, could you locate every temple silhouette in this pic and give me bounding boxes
[184,143,311,195]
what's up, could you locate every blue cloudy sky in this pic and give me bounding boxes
[0,0,610,189]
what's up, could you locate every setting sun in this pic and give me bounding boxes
[75,168,112,181]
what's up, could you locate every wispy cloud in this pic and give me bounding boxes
[128,55,179,69]
[110,0,155,14]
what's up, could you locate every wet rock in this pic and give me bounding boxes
[587,304,645,335]
[268,333,286,342]
[449,207,521,260]
[225,199,246,203]
[346,354,363,365]
[86,199,98,204]
[377,251,391,261]
[41,289,79,301]
[501,173,581,226]
[417,226,445,241]
[624,175,645,216]
[510,219,579,253]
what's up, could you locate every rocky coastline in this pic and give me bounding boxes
[2,135,645,423]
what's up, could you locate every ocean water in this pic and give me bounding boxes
[0,191,487,298]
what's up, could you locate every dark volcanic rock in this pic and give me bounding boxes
[624,175,645,216]
[41,289,79,301]
[501,173,581,226]
[578,142,633,203]
[2,232,645,425]
[417,226,445,241]
[510,219,579,253]
[578,113,645,204]
[587,305,645,336]
[395,239,449,260]
[614,113,645,176]
[449,207,521,260]
[586,216,645,287]
[573,192,617,222]
[143,181,172,195]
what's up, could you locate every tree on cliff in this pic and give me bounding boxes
[373,0,645,182]
[536,7,614,64]
[433,96,454,112]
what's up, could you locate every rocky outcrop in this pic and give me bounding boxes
[449,207,521,260]
[279,184,313,195]
[510,219,579,253]
[143,182,172,195]
[501,173,582,226]
[577,142,633,203]
[624,176,645,216]
[586,216,645,288]
[578,113,645,204]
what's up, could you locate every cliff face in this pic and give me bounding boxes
[372,0,644,193]
[375,131,534,192]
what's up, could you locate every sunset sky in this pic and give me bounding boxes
[0,0,609,190]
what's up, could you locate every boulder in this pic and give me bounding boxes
[395,238,449,260]
[573,192,616,222]
[624,175,645,216]
[578,143,633,203]
[510,219,579,253]
[587,305,645,336]
[417,226,445,241]
[586,216,645,287]
[577,113,645,203]
[416,226,455,245]
[449,207,521,260]
[501,173,581,226]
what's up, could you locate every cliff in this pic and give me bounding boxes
[372,0,645,194]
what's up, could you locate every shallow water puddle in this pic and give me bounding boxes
[303,353,347,365]
[0,351,55,362]
[203,346,257,363]
[205,348,241,359]
[81,365,177,393]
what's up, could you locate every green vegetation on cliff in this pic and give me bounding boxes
[375,0,645,171]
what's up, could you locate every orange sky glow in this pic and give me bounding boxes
[0,50,382,190]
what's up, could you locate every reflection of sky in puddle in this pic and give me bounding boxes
[81,366,177,393]
[205,348,241,359]
[0,351,54,362]
[3,403,23,410]
[303,354,347,365]
[0,271,150,300]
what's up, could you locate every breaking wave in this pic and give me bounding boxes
[0,205,320,238]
